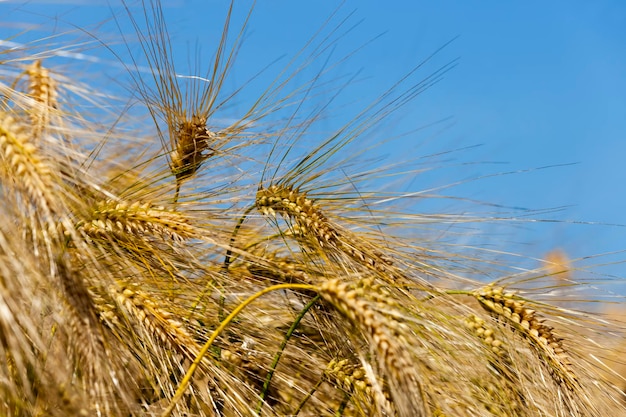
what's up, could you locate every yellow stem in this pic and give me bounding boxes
[160,283,316,417]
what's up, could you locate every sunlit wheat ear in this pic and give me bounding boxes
[473,284,579,392]
[244,256,319,285]
[108,282,203,359]
[56,261,135,416]
[121,0,256,202]
[319,278,427,417]
[78,199,197,242]
[170,114,219,183]
[256,185,396,275]
[0,112,58,218]
[25,60,57,142]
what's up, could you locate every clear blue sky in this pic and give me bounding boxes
[2,1,626,284]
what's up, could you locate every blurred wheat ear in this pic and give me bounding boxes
[0,1,625,417]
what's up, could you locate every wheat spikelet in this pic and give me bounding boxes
[325,358,372,397]
[464,314,508,357]
[25,60,57,141]
[323,357,394,415]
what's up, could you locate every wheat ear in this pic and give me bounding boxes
[473,284,579,391]
[0,112,58,218]
[244,256,318,285]
[171,115,219,182]
[108,282,203,360]
[319,278,426,417]
[256,185,395,274]
[79,199,197,242]
[25,60,57,141]
[464,314,528,416]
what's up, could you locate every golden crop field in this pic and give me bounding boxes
[0,1,625,416]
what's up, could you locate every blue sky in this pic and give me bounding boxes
[2,1,626,284]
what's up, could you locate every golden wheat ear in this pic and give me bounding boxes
[319,278,428,417]
[0,111,60,220]
[170,115,217,181]
[256,185,397,275]
[25,60,57,142]
[469,283,613,416]
[473,284,578,389]
[120,0,254,201]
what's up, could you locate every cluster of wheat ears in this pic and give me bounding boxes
[0,1,625,416]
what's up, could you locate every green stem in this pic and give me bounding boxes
[335,393,350,416]
[293,375,325,416]
[256,294,321,414]
[223,204,255,271]
[186,204,256,321]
